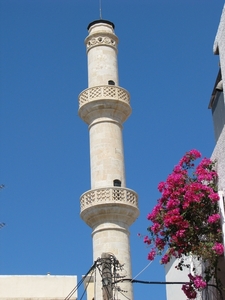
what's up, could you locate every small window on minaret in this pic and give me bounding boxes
[108,80,115,85]
[113,179,121,187]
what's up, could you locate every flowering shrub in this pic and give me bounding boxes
[145,150,223,298]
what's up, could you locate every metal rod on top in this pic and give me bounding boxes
[99,0,102,19]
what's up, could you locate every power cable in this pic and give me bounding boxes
[114,279,224,300]
[64,277,84,300]
[79,267,95,300]
[63,257,224,300]
[117,289,131,300]
[64,261,97,300]
[131,261,153,281]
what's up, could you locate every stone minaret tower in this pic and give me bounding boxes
[78,20,139,300]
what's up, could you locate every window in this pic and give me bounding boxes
[113,179,121,187]
[108,80,115,85]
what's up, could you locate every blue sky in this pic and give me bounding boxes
[0,0,224,299]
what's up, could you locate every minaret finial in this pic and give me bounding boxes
[99,0,102,19]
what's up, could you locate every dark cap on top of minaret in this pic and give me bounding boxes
[87,20,115,30]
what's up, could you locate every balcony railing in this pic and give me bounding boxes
[80,187,138,212]
[79,85,130,108]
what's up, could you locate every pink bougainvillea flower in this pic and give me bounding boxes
[182,283,197,299]
[143,236,151,245]
[208,214,220,224]
[179,149,201,168]
[147,249,156,261]
[189,149,201,158]
[209,192,220,202]
[158,181,165,192]
[175,229,186,238]
[150,222,161,234]
[193,276,207,289]
[166,198,180,210]
[144,150,221,299]
[161,254,170,264]
[155,237,165,250]
[212,243,224,256]
[147,203,161,221]
[188,273,207,289]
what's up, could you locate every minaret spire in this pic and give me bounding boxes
[99,0,102,19]
[78,19,139,300]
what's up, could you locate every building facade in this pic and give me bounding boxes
[209,4,225,300]
[0,275,77,300]
[166,5,225,300]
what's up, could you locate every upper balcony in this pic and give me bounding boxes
[78,85,131,125]
[78,85,130,108]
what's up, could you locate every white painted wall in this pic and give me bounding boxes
[0,275,77,300]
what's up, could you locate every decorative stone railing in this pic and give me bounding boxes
[78,86,130,108]
[80,187,138,212]
[85,34,118,52]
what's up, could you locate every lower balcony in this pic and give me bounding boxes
[80,187,139,227]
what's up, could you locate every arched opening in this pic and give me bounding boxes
[108,80,115,85]
[113,179,121,187]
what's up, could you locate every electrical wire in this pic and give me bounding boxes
[131,261,153,281]
[64,276,84,300]
[117,290,131,300]
[114,279,224,300]
[64,261,97,300]
[79,267,95,300]
[63,258,224,300]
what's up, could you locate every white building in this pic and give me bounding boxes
[166,4,225,300]
[0,275,77,300]
[209,4,225,300]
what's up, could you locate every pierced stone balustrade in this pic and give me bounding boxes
[78,85,130,108]
[80,187,139,227]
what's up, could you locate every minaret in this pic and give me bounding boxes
[78,20,139,300]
